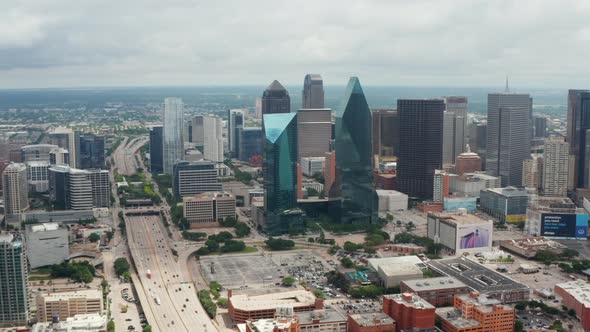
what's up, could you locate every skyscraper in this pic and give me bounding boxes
[371,109,399,159]
[49,127,79,168]
[228,109,245,158]
[0,233,30,326]
[2,163,29,216]
[49,147,69,166]
[397,99,445,200]
[335,77,377,224]
[486,92,532,187]
[567,89,590,190]
[149,125,163,174]
[302,74,325,109]
[533,115,547,138]
[238,127,263,162]
[20,144,58,163]
[262,80,290,115]
[78,134,105,169]
[442,97,467,165]
[543,136,569,197]
[263,113,303,234]
[163,97,185,174]
[203,115,224,162]
[297,108,331,160]
[48,165,110,210]
[191,115,204,146]
[173,161,222,198]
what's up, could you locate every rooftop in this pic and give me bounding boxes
[555,280,590,307]
[368,256,425,276]
[428,211,492,226]
[39,289,102,302]
[499,237,566,251]
[244,317,297,332]
[297,308,347,325]
[229,290,316,311]
[384,293,435,309]
[30,223,60,233]
[457,172,499,182]
[485,187,528,197]
[348,312,395,327]
[402,277,467,291]
[436,308,480,329]
[31,313,106,332]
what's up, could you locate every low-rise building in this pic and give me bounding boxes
[499,236,566,259]
[376,190,408,213]
[479,187,528,223]
[301,157,325,177]
[348,312,396,332]
[183,192,236,228]
[26,223,69,269]
[400,277,470,307]
[383,293,436,332]
[228,289,322,323]
[31,313,107,332]
[368,256,426,288]
[436,292,515,332]
[448,172,499,198]
[555,280,590,330]
[36,290,103,322]
[426,210,493,255]
[525,196,588,239]
[298,309,347,332]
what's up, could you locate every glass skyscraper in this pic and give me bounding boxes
[263,113,303,235]
[163,97,184,174]
[262,80,290,115]
[334,77,377,224]
[0,233,29,326]
[149,125,164,174]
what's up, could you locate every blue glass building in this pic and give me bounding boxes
[238,127,263,162]
[334,77,378,224]
[263,113,304,234]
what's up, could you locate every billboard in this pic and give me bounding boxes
[457,225,491,249]
[540,213,588,239]
[506,214,526,223]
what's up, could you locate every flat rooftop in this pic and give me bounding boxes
[349,312,395,327]
[402,277,467,291]
[229,290,316,311]
[428,211,491,226]
[436,308,480,329]
[500,237,566,251]
[383,293,435,309]
[555,280,590,307]
[485,187,528,197]
[297,309,347,325]
[40,289,102,302]
[427,258,529,294]
[368,255,424,272]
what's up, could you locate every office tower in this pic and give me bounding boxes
[469,121,487,167]
[0,159,8,193]
[567,90,590,190]
[238,127,263,162]
[397,99,445,200]
[172,161,222,198]
[183,120,192,143]
[2,163,29,216]
[486,92,532,187]
[26,161,50,193]
[255,97,263,119]
[543,136,569,197]
[372,109,399,159]
[442,97,467,165]
[262,80,290,115]
[149,125,163,174]
[324,151,336,198]
[49,147,70,166]
[48,166,110,210]
[49,127,79,168]
[78,134,105,169]
[335,77,377,224]
[302,74,325,109]
[25,223,69,269]
[163,97,185,174]
[228,109,245,158]
[191,115,204,146]
[182,192,236,227]
[20,144,58,163]
[0,233,30,326]
[534,115,547,138]
[263,113,303,234]
[433,170,450,202]
[297,108,331,160]
[455,150,482,175]
[203,115,224,162]
[522,154,542,190]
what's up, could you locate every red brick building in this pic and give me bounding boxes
[400,277,470,307]
[348,313,396,332]
[555,280,590,330]
[383,293,436,332]
[436,292,515,332]
[454,152,482,175]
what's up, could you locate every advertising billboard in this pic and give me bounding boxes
[457,225,491,249]
[540,213,588,239]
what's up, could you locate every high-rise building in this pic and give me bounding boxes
[567,90,590,190]
[49,127,79,168]
[335,77,377,224]
[534,115,547,138]
[172,161,222,198]
[191,115,204,146]
[238,127,263,162]
[48,166,110,210]
[297,108,331,160]
[371,109,399,159]
[228,109,245,158]
[88,169,110,208]
[486,91,532,186]
[163,97,185,174]
[149,125,163,174]
[78,134,105,169]
[263,113,303,235]
[255,97,263,119]
[182,192,236,227]
[26,161,50,193]
[543,136,569,197]
[442,97,467,164]
[302,74,325,109]
[522,154,542,190]
[469,121,487,167]
[433,170,450,202]
[455,150,482,175]
[49,147,69,166]
[262,80,290,115]
[20,144,58,163]
[397,99,445,200]
[203,115,224,162]
[324,151,336,198]
[2,163,29,216]
[437,292,515,332]
[0,233,30,326]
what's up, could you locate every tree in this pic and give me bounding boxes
[282,276,296,287]
[114,258,130,277]
[515,320,524,332]
[306,187,320,197]
[206,239,220,252]
[340,257,354,268]
[107,320,115,332]
[122,271,131,281]
[220,240,246,253]
[142,326,152,332]
[88,232,100,243]
[234,222,251,237]
[265,238,295,251]
[561,248,580,259]
[365,234,385,247]
[343,241,362,252]
[405,221,416,232]
[197,247,210,255]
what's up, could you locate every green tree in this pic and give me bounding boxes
[142,325,152,332]
[197,247,210,256]
[88,232,100,243]
[114,258,130,277]
[107,320,115,332]
[340,257,354,268]
[282,276,296,287]
[234,222,251,237]
[343,241,362,252]
[265,238,295,251]
[515,320,524,332]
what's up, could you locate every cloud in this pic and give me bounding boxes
[0,0,589,88]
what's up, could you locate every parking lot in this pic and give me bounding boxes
[329,298,382,315]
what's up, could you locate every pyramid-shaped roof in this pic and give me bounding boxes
[264,113,296,144]
[266,80,287,92]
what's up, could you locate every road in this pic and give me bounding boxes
[113,136,149,176]
[127,215,219,332]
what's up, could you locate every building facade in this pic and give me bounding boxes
[78,134,105,170]
[183,192,236,227]
[203,115,224,163]
[566,89,590,190]
[36,290,102,322]
[372,109,399,160]
[543,136,569,197]
[455,151,482,175]
[20,144,58,163]
[238,127,263,162]
[383,293,436,332]
[149,125,163,174]
[26,161,50,193]
[49,127,79,168]
[191,115,204,146]
[262,80,290,115]
[427,211,493,255]
[48,165,110,210]
[302,74,325,109]
[163,97,185,174]
[297,108,332,161]
[49,147,69,166]
[173,161,222,198]
[2,163,29,216]
[0,233,30,326]
[479,187,529,223]
[228,109,245,158]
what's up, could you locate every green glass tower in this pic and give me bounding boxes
[0,233,29,327]
[335,77,378,224]
[263,113,304,235]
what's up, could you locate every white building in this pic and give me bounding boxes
[367,256,425,288]
[376,190,408,212]
[31,313,106,332]
[49,127,78,168]
[183,192,236,227]
[297,108,332,160]
[26,223,69,269]
[27,160,50,193]
[449,172,500,198]
[2,162,29,216]
[49,147,69,166]
[163,97,185,174]
[215,163,231,177]
[543,136,568,197]
[526,196,588,239]
[203,115,224,162]
[427,210,493,255]
[522,154,543,191]
[301,157,325,177]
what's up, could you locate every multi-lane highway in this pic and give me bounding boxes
[127,214,219,332]
[113,136,149,176]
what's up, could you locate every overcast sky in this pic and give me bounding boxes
[1,0,590,89]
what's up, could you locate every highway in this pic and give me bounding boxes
[127,214,219,332]
[113,136,149,176]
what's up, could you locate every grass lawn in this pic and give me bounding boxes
[30,275,51,281]
[32,267,53,274]
[207,246,258,256]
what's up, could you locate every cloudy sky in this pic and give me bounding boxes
[1,0,590,89]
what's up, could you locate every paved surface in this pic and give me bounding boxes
[114,136,148,176]
[127,215,219,332]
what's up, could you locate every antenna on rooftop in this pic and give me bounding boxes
[505,75,510,93]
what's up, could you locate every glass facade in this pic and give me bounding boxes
[334,77,377,224]
[238,127,263,162]
[263,113,304,235]
[0,235,29,326]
